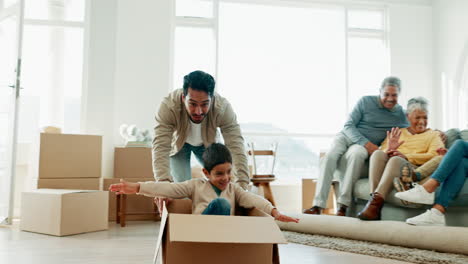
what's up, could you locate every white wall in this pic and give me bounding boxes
[83,0,173,178]
[432,0,468,130]
[82,0,117,178]
[388,3,435,124]
[113,0,173,146]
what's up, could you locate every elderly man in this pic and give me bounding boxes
[152,70,249,191]
[303,77,408,216]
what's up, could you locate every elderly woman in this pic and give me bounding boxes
[357,97,444,220]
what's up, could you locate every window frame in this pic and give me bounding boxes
[21,0,88,134]
[172,0,390,181]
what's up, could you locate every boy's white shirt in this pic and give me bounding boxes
[138,178,275,215]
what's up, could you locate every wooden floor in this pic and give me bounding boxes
[0,221,411,264]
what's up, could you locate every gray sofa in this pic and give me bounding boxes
[333,129,468,227]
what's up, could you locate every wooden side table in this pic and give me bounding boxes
[251,177,276,206]
[247,142,278,206]
[116,193,159,227]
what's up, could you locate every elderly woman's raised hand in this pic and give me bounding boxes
[387,127,405,151]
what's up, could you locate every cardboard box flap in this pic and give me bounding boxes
[154,203,169,263]
[29,189,101,195]
[169,213,287,244]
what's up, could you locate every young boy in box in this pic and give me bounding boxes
[109,143,299,223]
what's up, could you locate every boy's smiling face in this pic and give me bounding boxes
[203,162,232,191]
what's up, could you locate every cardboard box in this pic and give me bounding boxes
[20,189,108,236]
[39,133,102,179]
[154,199,286,264]
[37,178,102,190]
[302,178,335,214]
[103,178,158,221]
[114,147,153,178]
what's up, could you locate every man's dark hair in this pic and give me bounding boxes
[183,70,215,97]
[202,143,232,173]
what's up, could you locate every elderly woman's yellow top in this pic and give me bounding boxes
[380,128,444,165]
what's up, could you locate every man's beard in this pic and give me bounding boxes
[190,114,205,123]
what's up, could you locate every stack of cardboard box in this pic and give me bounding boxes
[21,189,108,236]
[103,147,158,221]
[36,133,103,190]
[21,133,108,236]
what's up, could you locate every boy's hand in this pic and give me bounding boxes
[108,179,140,195]
[271,209,299,223]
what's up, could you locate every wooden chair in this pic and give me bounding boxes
[247,142,278,206]
[116,193,159,227]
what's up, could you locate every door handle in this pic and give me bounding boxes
[8,85,24,89]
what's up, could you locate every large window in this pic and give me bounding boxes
[173,1,389,183]
[18,0,85,142]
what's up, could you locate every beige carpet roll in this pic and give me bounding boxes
[277,213,468,255]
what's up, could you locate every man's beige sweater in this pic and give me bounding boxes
[138,178,275,215]
[152,89,249,188]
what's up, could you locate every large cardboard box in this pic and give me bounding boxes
[154,200,286,264]
[302,178,335,214]
[103,178,158,221]
[37,178,102,190]
[39,133,102,179]
[114,147,153,178]
[20,189,108,236]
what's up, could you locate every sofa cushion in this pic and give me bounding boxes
[460,129,468,141]
[445,128,461,148]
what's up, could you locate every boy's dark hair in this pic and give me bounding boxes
[202,143,232,173]
[183,70,215,97]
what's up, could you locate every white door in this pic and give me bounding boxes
[0,0,24,224]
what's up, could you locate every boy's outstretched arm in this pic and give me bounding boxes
[271,208,299,223]
[234,185,299,223]
[109,179,140,195]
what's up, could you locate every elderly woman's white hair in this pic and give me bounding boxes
[406,97,429,114]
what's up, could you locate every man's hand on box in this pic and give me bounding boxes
[154,197,173,214]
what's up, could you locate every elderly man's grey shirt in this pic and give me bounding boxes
[342,96,408,146]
